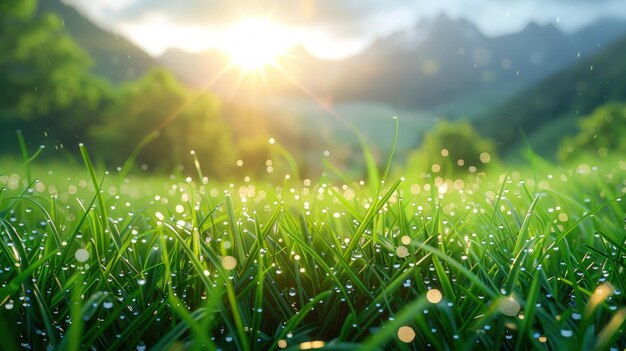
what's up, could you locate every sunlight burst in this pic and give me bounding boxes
[221,19,292,71]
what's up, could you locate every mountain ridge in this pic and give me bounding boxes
[156,14,626,110]
[476,33,626,155]
[37,0,157,83]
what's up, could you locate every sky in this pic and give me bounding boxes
[65,0,626,59]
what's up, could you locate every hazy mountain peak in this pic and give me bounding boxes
[521,21,562,35]
[37,0,156,83]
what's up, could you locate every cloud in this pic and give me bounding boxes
[65,0,626,57]
[100,0,410,28]
[72,0,626,32]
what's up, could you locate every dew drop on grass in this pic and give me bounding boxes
[5,301,14,310]
[222,256,237,270]
[137,278,146,286]
[396,246,409,258]
[136,341,146,351]
[400,235,411,245]
[300,341,325,349]
[277,339,287,348]
[289,287,296,297]
[103,301,113,309]
[560,329,573,337]
[397,326,416,343]
[426,289,443,304]
[75,249,89,262]
[479,152,491,164]
[498,296,521,316]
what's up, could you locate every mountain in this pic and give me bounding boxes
[476,33,626,155]
[333,16,615,110]
[334,15,492,108]
[570,17,626,55]
[37,0,157,83]
[156,44,342,103]
[159,48,230,88]
[158,15,626,111]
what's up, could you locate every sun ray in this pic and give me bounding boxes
[221,18,292,71]
[153,62,235,132]
[258,66,272,96]
[271,63,343,121]
[230,67,247,97]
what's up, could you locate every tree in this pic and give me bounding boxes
[0,0,112,149]
[89,68,236,177]
[558,102,626,162]
[406,121,497,176]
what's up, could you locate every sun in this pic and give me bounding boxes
[221,19,292,71]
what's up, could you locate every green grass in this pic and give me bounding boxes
[0,146,624,350]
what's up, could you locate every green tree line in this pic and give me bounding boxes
[0,0,254,177]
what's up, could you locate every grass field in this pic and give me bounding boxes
[0,141,625,350]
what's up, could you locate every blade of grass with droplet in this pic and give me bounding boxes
[225,194,245,262]
[250,214,267,346]
[118,130,160,180]
[595,308,626,350]
[183,215,250,351]
[268,290,331,351]
[16,130,32,185]
[344,179,402,259]
[238,204,282,276]
[168,295,217,350]
[150,308,215,351]
[270,140,300,181]
[282,225,359,316]
[57,273,84,351]
[361,295,429,349]
[505,194,540,293]
[158,228,222,350]
[514,271,541,351]
[341,253,433,341]
[104,301,167,351]
[413,241,497,299]
[0,248,56,305]
[79,144,108,228]
[346,122,380,194]
[322,159,357,188]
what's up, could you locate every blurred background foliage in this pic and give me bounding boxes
[558,103,626,162]
[406,121,497,177]
[1,0,625,180]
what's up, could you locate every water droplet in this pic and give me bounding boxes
[222,256,237,270]
[498,296,521,316]
[398,326,416,343]
[426,289,443,304]
[396,246,409,258]
[75,249,89,262]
